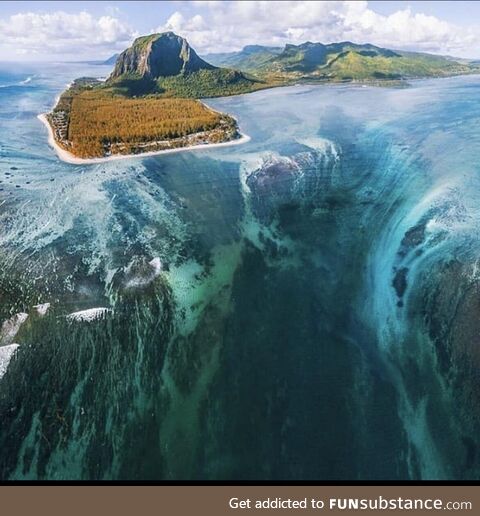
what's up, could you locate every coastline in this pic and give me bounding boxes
[37,70,480,166]
[37,112,250,165]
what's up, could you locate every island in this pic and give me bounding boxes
[40,31,480,163]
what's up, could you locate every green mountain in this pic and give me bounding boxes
[105,34,479,97]
[107,32,262,97]
[204,45,283,72]
[204,40,478,83]
[269,42,400,73]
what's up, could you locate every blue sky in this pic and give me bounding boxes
[1,1,480,61]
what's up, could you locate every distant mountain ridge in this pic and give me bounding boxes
[203,40,477,82]
[204,45,283,71]
[103,54,119,66]
[105,33,479,96]
[274,41,400,72]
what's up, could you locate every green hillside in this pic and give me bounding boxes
[98,34,480,97]
[204,45,282,72]
[107,32,263,98]
[205,41,479,83]
[156,68,264,98]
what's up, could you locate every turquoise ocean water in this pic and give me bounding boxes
[1,62,480,480]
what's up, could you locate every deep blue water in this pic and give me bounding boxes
[1,62,480,480]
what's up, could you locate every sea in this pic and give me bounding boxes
[1,61,480,480]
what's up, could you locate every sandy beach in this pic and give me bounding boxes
[37,113,250,165]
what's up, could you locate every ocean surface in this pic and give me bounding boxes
[1,61,480,480]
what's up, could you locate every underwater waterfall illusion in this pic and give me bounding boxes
[2,63,480,480]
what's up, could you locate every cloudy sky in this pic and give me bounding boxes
[1,1,480,61]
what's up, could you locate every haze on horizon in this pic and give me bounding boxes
[1,0,480,62]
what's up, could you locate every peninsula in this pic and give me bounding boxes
[41,32,260,162]
[41,32,480,162]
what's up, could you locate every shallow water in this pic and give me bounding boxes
[1,62,480,480]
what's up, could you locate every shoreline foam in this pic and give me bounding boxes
[37,113,250,165]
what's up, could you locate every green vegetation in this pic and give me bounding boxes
[203,41,480,83]
[47,78,239,159]
[205,45,283,73]
[105,68,267,98]
[103,74,160,97]
[45,32,480,160]
[131,33,161,52]
[107,32,263,98]
[156,68,265,98]
[323,50,475,81]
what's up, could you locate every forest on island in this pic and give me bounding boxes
[66,94,225,158]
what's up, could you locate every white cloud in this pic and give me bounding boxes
[2,2,480,61]
[157,1,480,57]
[0,11,137,59]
